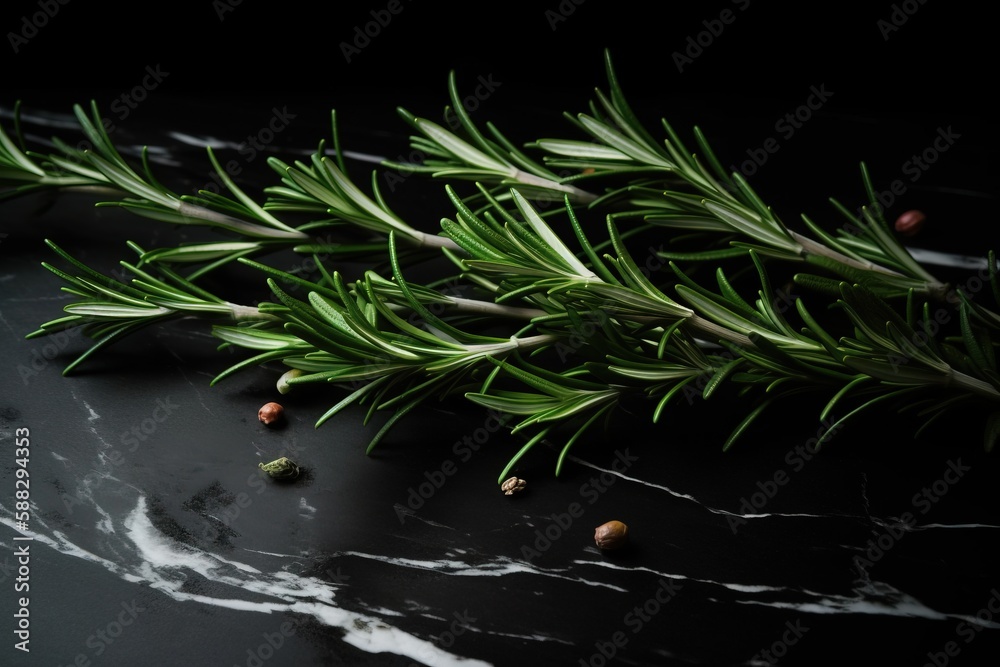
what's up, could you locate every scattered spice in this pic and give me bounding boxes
[258,456,300,481]
[258,401,285,426]
[894,209,925,237]
[594,520,629,550]
[500,476,527,496]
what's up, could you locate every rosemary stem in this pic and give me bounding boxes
[447,296,547,319]
[176,202,310,240]
[789,230,950,299]
[461,334,557,355]
[948,369,1000,400]
[512,333,559,349]
[227,303,281,322]
[684,314,755,348]
[511,168,598,204]
[789,230,901,275]
[414,230,463,250]
[42,182,121,196]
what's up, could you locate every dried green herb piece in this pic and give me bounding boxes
[258,456,300,481]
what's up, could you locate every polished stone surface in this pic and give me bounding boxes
[2,5,999,666]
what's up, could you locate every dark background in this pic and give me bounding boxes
[4,0,994,253]
[2,3,1000,667]
[2,1,989,113]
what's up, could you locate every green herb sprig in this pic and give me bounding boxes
[4,48,1000,479]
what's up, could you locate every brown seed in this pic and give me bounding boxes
[500,476,526,496]
[258,402,285,426]
[594,520,629,550]
[894,209,925,237]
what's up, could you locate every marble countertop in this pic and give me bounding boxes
[2,5,999,664]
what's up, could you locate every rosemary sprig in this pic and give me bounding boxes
[381,71,598,205]
[211,232,558,453]
[26,239,276,375]
[7,47,1000,480]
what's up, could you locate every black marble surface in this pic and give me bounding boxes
[2,3,1000,666]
